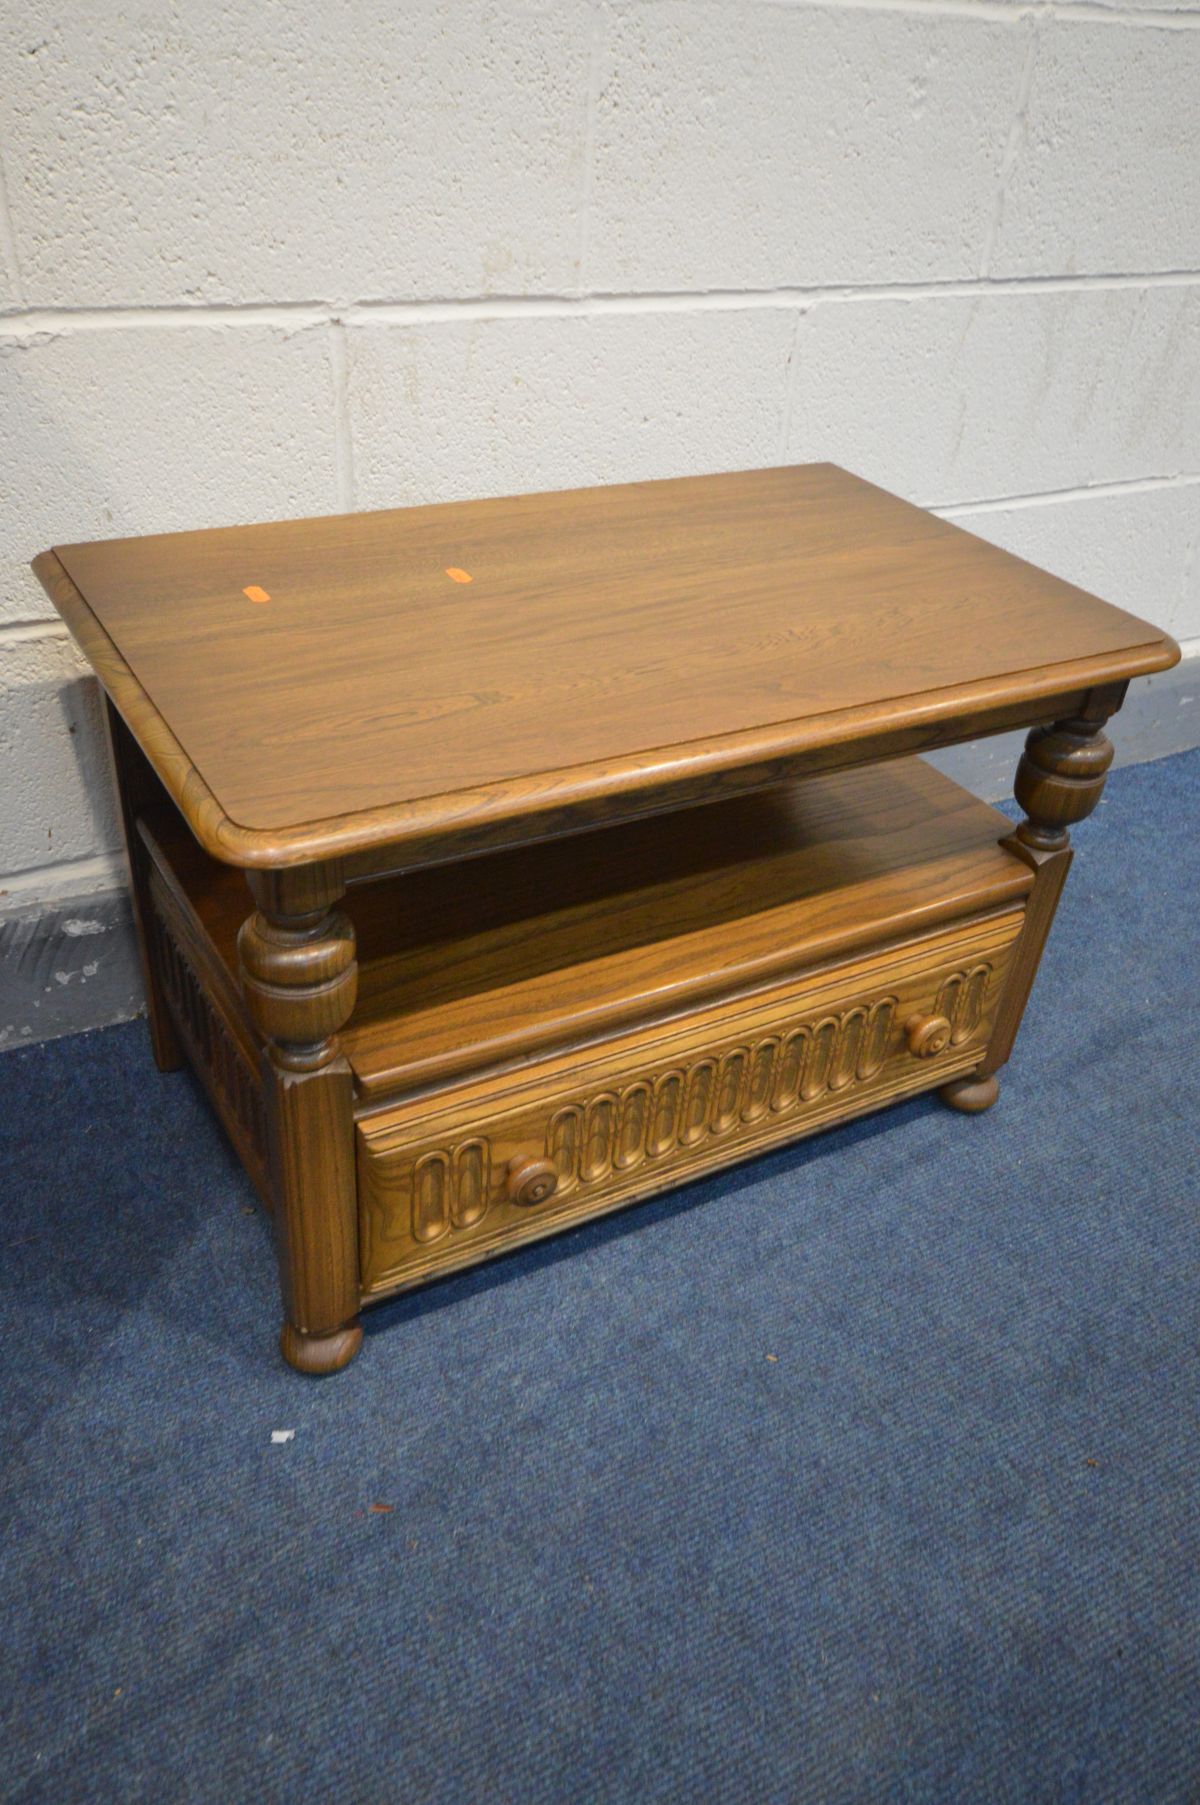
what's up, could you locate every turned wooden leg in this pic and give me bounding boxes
[104,697,183,1072]
[238,862,363,1375]
[942,701,1118,1112]
[1010,714,1116,856]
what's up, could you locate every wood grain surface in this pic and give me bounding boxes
[38,463,1178,868]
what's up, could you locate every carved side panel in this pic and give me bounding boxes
[148,896,269,1184]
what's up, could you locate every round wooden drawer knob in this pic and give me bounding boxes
[905,1013,952,1059]
[506,1156,558,1208]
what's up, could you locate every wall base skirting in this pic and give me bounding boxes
[2,654,1197,1053]
[0,887,143,1051]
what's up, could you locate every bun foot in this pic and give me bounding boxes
[280,1319,363,1375]
[939,1072,1000,1115]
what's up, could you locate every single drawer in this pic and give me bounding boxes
[357,910,1023,1296]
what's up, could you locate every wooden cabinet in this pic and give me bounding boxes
[34,463,1179,1371]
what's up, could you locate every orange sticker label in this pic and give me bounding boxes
[444,567,473,584]
[243,584,271,604]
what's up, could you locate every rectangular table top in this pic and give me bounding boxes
[36,463,1178,869]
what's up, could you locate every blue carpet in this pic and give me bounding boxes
[2,748,1198,1804]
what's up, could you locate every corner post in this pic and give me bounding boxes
[238,862,362,1374]
[940,688,1121,1115]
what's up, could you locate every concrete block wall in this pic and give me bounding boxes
[1,0,1197,1045]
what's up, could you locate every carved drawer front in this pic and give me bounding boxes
[357,910,1023,1296]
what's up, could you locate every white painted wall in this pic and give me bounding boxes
[2,0,1198,921]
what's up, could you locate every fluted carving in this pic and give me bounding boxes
[935,963,993,1045]
[548,997,898,1193]
[397,996,902,1249]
